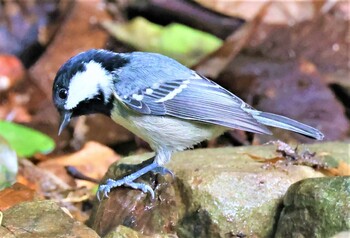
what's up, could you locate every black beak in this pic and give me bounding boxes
[58,110,72,135]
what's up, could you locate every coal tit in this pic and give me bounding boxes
[52,49,324,199]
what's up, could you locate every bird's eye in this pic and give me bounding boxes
[58,88,68,100]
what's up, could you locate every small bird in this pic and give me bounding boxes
[52,49,324,199]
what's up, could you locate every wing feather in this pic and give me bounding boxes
[116,76,271,134]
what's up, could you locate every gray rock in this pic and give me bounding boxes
[89,144,330,237]
[0,200,100,238]
[275,176,350,238]
[307,142,350,165]
[104,225,174,238]
[331,231,350,238]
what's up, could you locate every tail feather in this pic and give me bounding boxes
[247,110,324,140]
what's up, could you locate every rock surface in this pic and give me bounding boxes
[332,231,350,238]
[87,143,347,237]
[104,225,172,238]
[275,176,350,238]
[0,200,99,238]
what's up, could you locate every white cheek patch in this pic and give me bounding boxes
[65,61,113,110]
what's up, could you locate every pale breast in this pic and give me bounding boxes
[111,102,226,152]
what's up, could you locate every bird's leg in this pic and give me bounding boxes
[97,149,172,200]
[97,161,158,200]
[151,148,174,177]
[152,166,174,177]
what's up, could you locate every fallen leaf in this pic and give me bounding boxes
[194,1,270,78]
[219,56,349,142]
[245,141,324,166]
[28,0,133,151]
[0,183,37,211]
[18,159,93,222]
[38,141,120,189]
[245,153,283,164]
[195,0,326,25]
[322,161,350,176]
[245,142,350,177]
[29,0,111,97]
[102,17,223,67]
[0,120,55,157]
[18,159,71,195]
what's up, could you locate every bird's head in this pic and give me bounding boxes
[52,49,128,135]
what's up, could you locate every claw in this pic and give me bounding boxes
[125,181,155,199]
[146,186,155,199]
[96,161,160,200]
[96,185,108,201]
[97,182,114,201]
[97,190,101,201]
[97,178,155,200]
[152,166,174,178]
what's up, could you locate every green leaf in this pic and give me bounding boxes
[102,17,223,67]
[0,121,55,157]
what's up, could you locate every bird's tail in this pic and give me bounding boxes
[246,110,324,140]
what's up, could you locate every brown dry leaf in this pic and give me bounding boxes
[0,183,38,211]
[29,0,111,98]
[17,157,97,222]
[28,0,133,151]
[194,1,270,78]
[243,11,350,78]
[219,56,349,142]
[321,161,350,176]
[244,153,283,164]
[18,159,71,195]
[245,141,331,172]
[16,174,37,191]
[195,0,327,25]
[221,2,350,141]
[38,141,120,189]
[196,1,349,142]
[17,159,72,200]
[16,159,91,221]
[245,142,350,177]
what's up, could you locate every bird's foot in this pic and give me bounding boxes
[152,166,174,177]
[97,178,155,201]
[96,159,169,201]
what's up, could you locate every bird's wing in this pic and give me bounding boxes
[115,75,271,134]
